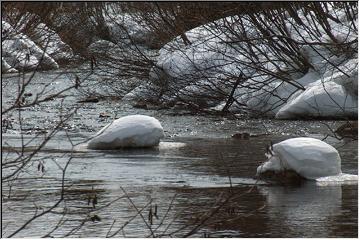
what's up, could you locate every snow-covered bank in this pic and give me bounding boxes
[276,77,357,119]
[127,3,357,119]
[2,4,357,120]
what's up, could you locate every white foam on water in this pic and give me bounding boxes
[316,173,358,186]
[158,141,187,149]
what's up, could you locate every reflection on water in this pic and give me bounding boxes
[2,71,358,237]
[258,183,343,237]
[163,183,357,238]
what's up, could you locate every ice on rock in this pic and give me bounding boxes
[87,115,164,149]
[257,137,342,180]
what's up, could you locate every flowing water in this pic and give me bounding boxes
[1,70,358,237]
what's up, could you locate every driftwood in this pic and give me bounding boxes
[231,132,269,139]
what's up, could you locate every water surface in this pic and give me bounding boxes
[2,70,358,237]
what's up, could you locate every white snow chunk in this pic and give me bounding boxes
[87,115,164,149]
[257,137,342,180]
[2,20,59,71]
[276,80,357,119]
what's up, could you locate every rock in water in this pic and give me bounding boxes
[87,115,164,149]
[257,137,341,180]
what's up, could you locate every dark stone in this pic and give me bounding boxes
[132,101,148,109]
[257,170,306,185]
[231,132,250,140]
[99,112,111,118]
[78,97,99,103]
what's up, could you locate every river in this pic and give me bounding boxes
[1,69,358,237]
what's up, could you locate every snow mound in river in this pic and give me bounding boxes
[257,137,342,180]
[87,115,164,149]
